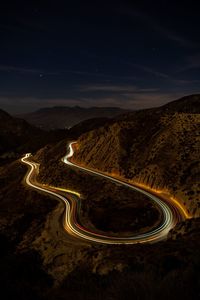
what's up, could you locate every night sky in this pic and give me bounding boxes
[0,0,200,113]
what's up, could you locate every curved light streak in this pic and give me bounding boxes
[21,141,184,245]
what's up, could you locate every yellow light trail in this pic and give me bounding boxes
[170,196,191,219]
[49,185,81,197]
[133,182,191,219]
[65,142,191,221]
[21,141,188,245]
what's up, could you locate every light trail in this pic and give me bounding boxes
[63,142,188,219]
[21,141,185,245]
[133,183,190,219]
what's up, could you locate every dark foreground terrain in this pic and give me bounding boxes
[0,95,200,300]
[1,158,200,300]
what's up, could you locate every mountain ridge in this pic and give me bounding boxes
[16,106,131,130]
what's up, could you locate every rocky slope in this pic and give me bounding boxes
[73,95,200,216]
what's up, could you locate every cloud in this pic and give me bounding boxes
[0,65,58,75]
[120,8,198,48]
[62,69,138,81]
[0,96,85,114]
[0,65,138,81]
[156,28,197,49]
[78,84,158,93]
[176,53,200,73]
[123,61,200,86]
[78,91,186,110]
[128,63,169,79]
[120,92,181,108]
[74,65,200,88]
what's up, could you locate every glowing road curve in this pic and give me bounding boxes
[21,142,186,244]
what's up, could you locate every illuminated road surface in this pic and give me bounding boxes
[21,142,185,245]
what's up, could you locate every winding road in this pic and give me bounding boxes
[21,142,187,244]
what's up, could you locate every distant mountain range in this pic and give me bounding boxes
[1,94,200,161]
[16,106,130,130]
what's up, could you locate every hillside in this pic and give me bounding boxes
[72,95,200,217]
[0,109,68,164]
[1,95,200,299]
[17,106,130,130]
[0,109,41,155]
